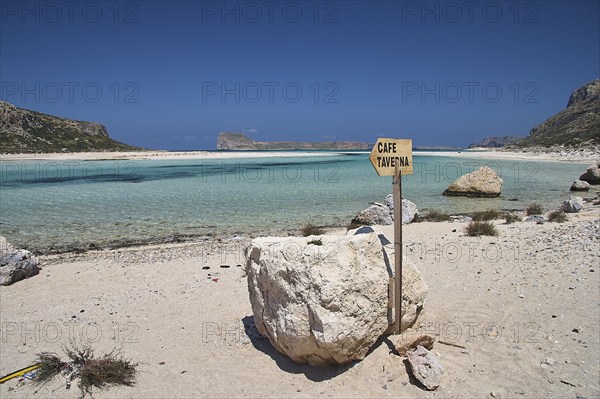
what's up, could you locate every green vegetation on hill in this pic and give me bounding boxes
[0,101,143,153]
[513,79,600,148]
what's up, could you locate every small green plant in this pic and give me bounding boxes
[465,221,498,237]
[526,203,544,216]
[33,346,137,398]
[472,209,501,221]
[547,210,568,223]
[418,209,451,222]
[301,224,324,237]
[308,239,323,246]
[503,213,522,224]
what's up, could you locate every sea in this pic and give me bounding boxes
[0,151,593,253]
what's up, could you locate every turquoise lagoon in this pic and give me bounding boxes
[0,152,592,253]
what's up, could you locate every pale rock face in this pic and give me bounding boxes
[561,196,584,213]
[352,196,419,226]
[442,166,503,197]
[245,231,428,366]
[351,204,393,226]
[406,345,444,390]
[0,249,40,286]
[385,194,419,224]
[579,163,600,185]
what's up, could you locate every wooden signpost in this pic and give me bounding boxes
[369,138,413,334]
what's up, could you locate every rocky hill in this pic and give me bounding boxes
[468,136,524,148]
[0,101,142,153]
[514,79,600,148]
[217,132,371,150]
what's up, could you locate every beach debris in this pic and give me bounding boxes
[0,249,40,286]
[0,235,14,254]
[579,162,600,184]
[245,232,428,366]
[543,357,555,366]
[438,340,467,349]
[389,333,435,356]
[560,379,577,387]
[570,180,590,191]
[406,345,443,390]
[451,215,473,223]
[32,346,137,398]
[442,166,503,198]
[560,196,584,213]
[0,364,41,384]
[525,215,546,224]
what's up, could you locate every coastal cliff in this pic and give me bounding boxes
[0,101,142,153]
[217,132,371,150]
[515,79,600,148]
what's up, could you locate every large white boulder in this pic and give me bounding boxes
[245,231,428,366]
[442,166,503,197]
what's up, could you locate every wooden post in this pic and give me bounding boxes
[393,163,403,334]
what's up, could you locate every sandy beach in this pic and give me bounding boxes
[0,150,341,162]
[0,201,598,398]
[1,147,598,163]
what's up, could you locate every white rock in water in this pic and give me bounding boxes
[443,166,503,197]
[245,232,428,366]
[579,162,600,185]
[570,180,590,191]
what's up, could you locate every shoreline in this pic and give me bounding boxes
[1,147,598,163]
[4,200,598,260]
[0,150,346,161]
[417,148,598,163]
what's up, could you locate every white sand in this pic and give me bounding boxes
[1,147,597,163]
[416,149,599,163]
[1,205,598,398]
[0,150,343,161]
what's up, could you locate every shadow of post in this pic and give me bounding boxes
[242,316,357,382]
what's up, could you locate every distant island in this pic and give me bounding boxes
[0,101,142,153]
[217,132,371,150]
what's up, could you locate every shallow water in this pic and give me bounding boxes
[0,152,593,252]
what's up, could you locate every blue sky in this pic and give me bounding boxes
[1,0,599,150]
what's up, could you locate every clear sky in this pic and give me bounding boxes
[1,0,599,150]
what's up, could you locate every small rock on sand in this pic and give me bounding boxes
[406,345,443,390]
